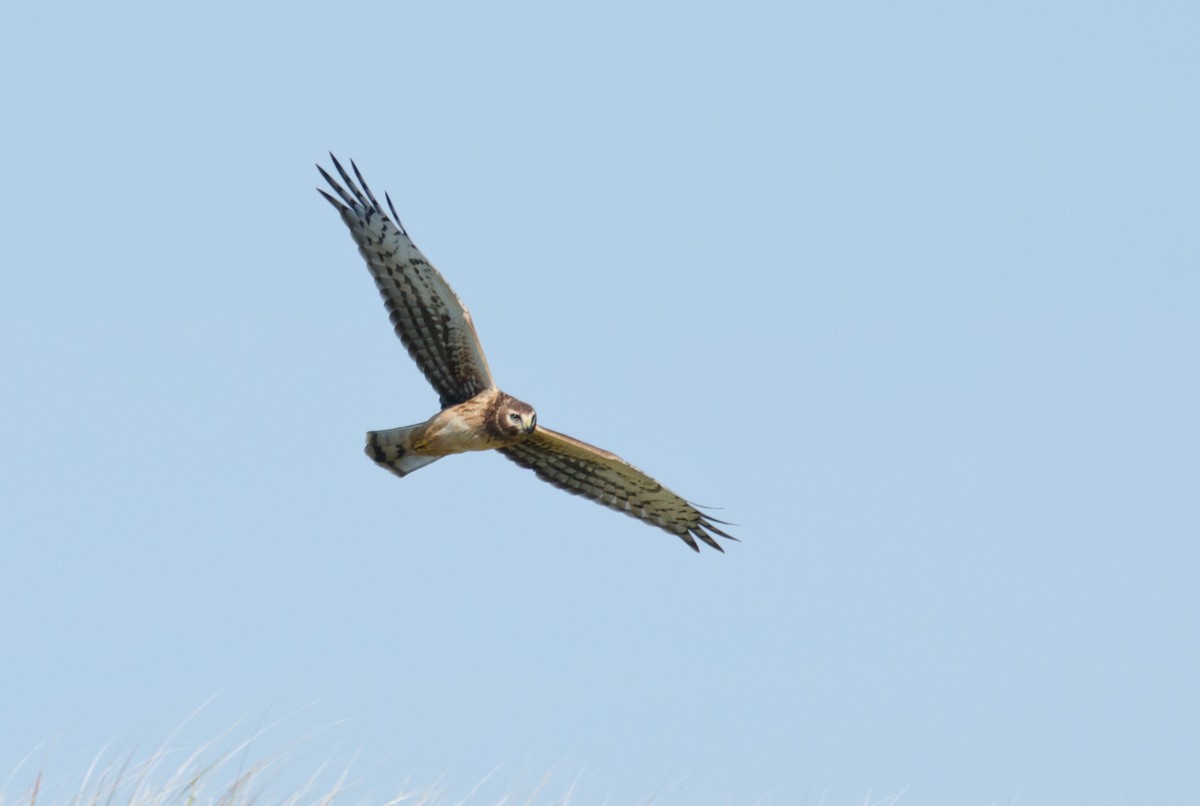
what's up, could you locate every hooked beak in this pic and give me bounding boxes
[523,413,537,434]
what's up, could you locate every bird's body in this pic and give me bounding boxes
[318,156,734,551]
[365,390,536,476]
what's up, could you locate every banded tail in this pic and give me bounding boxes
[365,426,442,477]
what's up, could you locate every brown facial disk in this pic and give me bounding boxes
[486,392,538,439]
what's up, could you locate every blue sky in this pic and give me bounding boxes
[2,2,1197,803]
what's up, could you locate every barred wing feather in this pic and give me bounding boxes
[500,427,735,552]
[317,155,494,408]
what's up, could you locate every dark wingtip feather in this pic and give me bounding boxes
[317,164,358,208]
[702,520,739,543]
[688,501,736,525]
[321,155,402,229]
[329,154,369,208]
[329,152,348,178]
[316,187,347,212]
[385,191,406,233]
[351,159,385,214]
[693,526,726,552]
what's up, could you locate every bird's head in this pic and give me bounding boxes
[494,393,538,438]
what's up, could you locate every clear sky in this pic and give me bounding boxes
[2,2,1197,804]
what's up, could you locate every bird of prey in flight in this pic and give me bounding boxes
[317,156,734,552]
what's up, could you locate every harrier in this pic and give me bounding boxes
[318,156,734,552]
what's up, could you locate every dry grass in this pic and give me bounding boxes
[2,709,900,805]
[2,716,591,806]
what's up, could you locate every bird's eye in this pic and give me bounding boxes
[509,412,521,421]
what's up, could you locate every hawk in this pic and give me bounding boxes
[317,156,735,552]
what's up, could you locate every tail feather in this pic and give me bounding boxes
[365,426,442,477]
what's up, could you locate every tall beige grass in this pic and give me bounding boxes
[3,720,590,806]
[2,711,899,805]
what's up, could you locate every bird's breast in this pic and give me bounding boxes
[417,394,520,455]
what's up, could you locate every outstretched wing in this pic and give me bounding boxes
[499,427,736,552]
[318,155,494,408]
